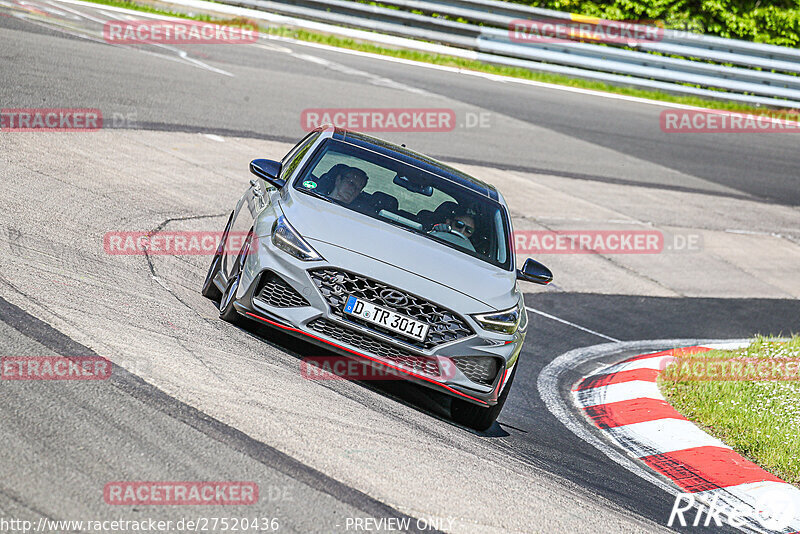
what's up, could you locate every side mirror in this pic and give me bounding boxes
[249,159,284,188]
[517,258,553,285]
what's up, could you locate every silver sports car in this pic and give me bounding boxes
[202,125,552,430]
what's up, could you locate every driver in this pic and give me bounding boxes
[430,208,477,251]
[329,167,368,205]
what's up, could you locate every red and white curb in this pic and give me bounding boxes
[572,342,800,533]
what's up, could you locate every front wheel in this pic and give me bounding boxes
[201,211,235,301]
[201,250,224,301]
[218,228,254,326]
[218,270,243,325]
[450,364,517,431]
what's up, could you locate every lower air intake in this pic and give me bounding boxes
[307,318,441,377]
[256,272,310,308]
[452,356,500,386]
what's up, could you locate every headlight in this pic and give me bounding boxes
[271,216,324,261]
[473,300,524,334]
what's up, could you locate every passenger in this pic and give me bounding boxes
[430,208,477,250]
[329,167,368,205]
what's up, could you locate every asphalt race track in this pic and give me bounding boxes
[1,2,799,533]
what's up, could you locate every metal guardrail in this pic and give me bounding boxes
[209,0,800,107]
[429,0,800,66]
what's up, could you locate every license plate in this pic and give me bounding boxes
[344,296,430,342]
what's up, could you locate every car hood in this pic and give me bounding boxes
[278,191,515,310]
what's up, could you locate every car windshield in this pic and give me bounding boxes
[293,139,512,270]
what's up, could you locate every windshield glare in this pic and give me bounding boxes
[293,139,511,270]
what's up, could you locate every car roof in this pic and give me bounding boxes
[330,127,500,201]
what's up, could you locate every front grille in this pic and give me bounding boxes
[256,272,310,308]
[307,318,441,377]
[308,268,473,349]
[452,356,500,386]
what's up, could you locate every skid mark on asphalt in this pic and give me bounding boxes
[537,341,717,498]
[537,339,773,534]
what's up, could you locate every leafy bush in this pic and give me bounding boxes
[507,0,800,46]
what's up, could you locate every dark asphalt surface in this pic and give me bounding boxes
[1,5,799,206]
[2,2,799,533]
[0,296,438,534]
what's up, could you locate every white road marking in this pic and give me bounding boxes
[597,354,675,374]
[204,134,225,142]
[575,380,665,406]
[96,8,125,20]
[525,306,621,342]
[27,0,233,76]
[256,39,800,124]
[254,42,293,54]
[163,46,234,77]
[700,341,751,350]
[11,14,111,45]
[47,0,106,23]
[20,10,234,76]
[50,0,182,19]
[264,45,431,96]
[31,0,69,16]
[605,419,729,455]
[44,0,800,123]
[537,340,700,497]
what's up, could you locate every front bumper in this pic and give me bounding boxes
[232,236,524,407]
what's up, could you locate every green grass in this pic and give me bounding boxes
[82,0,216,18]
[78,0,793,114]
[659,336,800,485]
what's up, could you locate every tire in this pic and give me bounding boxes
[201,250,224,301]
[218,228,254,325]
[201,211,235,301]
[450,364,517,431]
[218,269,243,325]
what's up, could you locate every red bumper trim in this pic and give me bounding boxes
[244,311,490,406]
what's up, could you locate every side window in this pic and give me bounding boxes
[494,209,508,264]
[280,132,319,182]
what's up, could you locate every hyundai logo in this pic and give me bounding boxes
[379,289,408,307]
